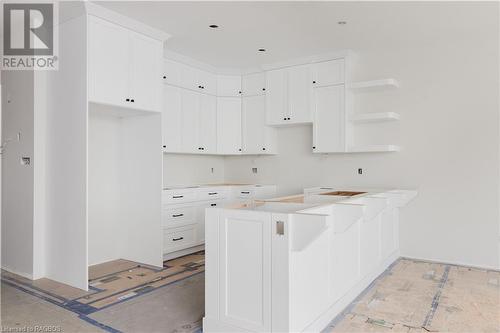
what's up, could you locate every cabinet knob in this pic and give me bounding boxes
[262,88,266,91]
[163,76,166,79]
[238,148,242,151]
[126,98,130,102]
[283,117,286,120]
[238,91,242,94]
[313,146,316,149]
[262,148,266,151]
[287,117,291,120]
[162,145,166,148]
[131,99,135,103]
[313,80,316,84]
[211,203,217,207]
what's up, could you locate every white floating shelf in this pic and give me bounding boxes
[347,145,401,153]
[349,79,399,92]
[350,112,400,124]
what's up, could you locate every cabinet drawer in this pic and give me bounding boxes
[197,189,225,201]
[237,189,255,199]
[162,206,197,227]
[163,225,197,253]
[163,191,197,204]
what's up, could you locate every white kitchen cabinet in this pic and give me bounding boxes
[88,16,130,109]
[312,85,346,153]
[265,65,312,126]
[217,97,242,155]
[181,89,200,153]
[265,69,288,125]
[162,85,182,152]
[163,59,182,87]
[179,65,216,95]
[242,95,277,154]
[130,31,162,112]
[217,75,242,97]
[312,59,345,87]
[242,72,266,96]
[199,94,217,154]
[287,64,313,124]
[88,16,162,112]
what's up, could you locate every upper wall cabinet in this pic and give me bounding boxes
[242,72,266,96]
[163,59,216,95]
[217,75,242,97]
[217,97,242,155]
[265,64,313,126]
[312,59,345,87]
[88,16,162,112]
[242,95,277,154]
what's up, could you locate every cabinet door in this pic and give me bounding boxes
[242,95,276,154]
[163,59,182,86]
[181,90,200,153]
[217,97,242,155]
[288,64,312,123]
[217,75,242,97]
[218,209,272,332]
[180,64,199,91]
[198,70,217,95]
[88,16,129,107]
[199,94,217,153]
[312,85,346,153]
[162,85,182,152]
[129,31,162,112]
[312,59,345,87]
[242,72,266,96]
[265,69,287,125]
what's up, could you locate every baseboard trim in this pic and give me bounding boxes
[1,265,33,280]
[401,255,500,272]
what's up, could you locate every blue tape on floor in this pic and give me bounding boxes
[422,265,451,328]
[2,280,121,333]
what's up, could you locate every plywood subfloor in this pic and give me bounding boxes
[326,259,500,333]
[1,251,205,315]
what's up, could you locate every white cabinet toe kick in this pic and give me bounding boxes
[203,189,417,332]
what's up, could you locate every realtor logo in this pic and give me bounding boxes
[2,2,58,70]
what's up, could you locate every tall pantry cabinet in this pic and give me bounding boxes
[37,2,169,290]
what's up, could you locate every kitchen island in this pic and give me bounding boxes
[203,189,417,332]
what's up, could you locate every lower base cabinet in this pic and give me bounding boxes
[162,185,277,257]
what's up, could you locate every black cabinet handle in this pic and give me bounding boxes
[208,192,218,195]
[126,98,130,102]
[163,76,166,79]
[238,148,242,151]
[283,117,286,120]
[241,191,250,194]
[313,80,316,84]
[313,146,316,149]
[262,88,266,91]
[238,91,242,94]
[172,214,184,218]
[287,117,290,120]
[172,237,184,241]
[162,145,166,148]
[131,99,135,103]
[172,195,184,199]
[262,148,266,151]
[211,203,217,207]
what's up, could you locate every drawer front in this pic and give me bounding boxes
[162,206,197,227]
[237,189,255,199]
[197,190,222,201]
[163,191,197,204]
[163,225,197,253]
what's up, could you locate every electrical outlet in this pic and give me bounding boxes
[252,167,258,174]
[358,168,363,175]
[21,157,31,166]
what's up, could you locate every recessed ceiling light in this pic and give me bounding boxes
[337,21,347,25]
[209,24,219,28]
[258,48,266,52]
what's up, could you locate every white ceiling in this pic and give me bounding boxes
[96,1,496,70]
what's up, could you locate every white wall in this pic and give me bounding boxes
[1,71,35,278]
[163,154,225,187]
[224,25,500,269]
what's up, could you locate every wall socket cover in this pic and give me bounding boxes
[252,167,258,174]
